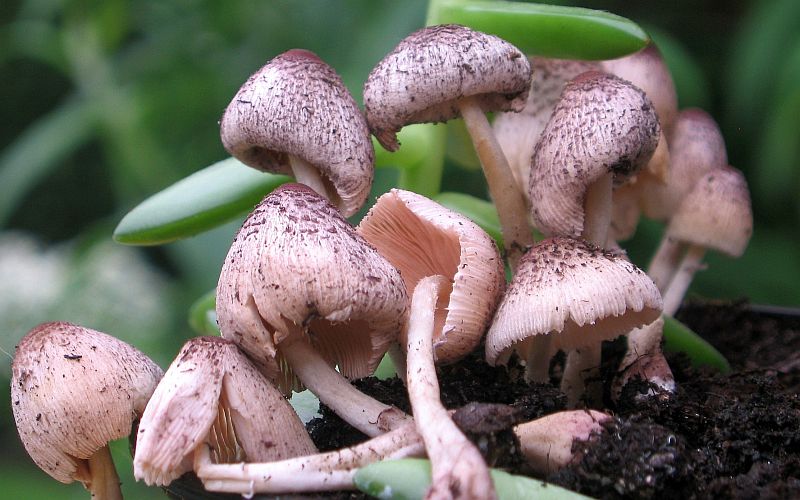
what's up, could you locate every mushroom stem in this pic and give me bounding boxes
[195,420,425,494]
[615,317,675,399]
[288,155,329,202]
[406,275,496,499]
[280,332,410,437]
[458,95,532,271]
[561,343,602,408]
[582,171,613,248]
[524,335,553,384]
[648,234,685,293]
[662,244,707,316]
[85,444,123,500]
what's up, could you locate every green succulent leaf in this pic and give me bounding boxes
[427,0,648,60]
[662,315,731,373]
[188,288,219,336]
[113,158,290,245]
[354,458,591,500]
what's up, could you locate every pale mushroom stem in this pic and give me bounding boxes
[582,171,614,248]
[86,444,123,500]
[662,244,707,316]
[561,344,602,408]
[457,95,533,271]
[616,318,675,398]
[648,234,686,293]
[524,335,553,384]
[406,275,496,500]
[195,420,425,494]
[280,330,410,437]
[288,155,330,203]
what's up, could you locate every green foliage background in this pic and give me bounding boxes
[1,0,798,497]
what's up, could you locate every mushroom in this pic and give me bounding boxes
[485,237,662,407]
[364,24,533,269]
[133,336,316,487]
[216,183,410,437]
[220,49,374,216]
[11,321,163,499]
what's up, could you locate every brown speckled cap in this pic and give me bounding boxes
[486,237,662,365]
[529,71,660,238]
[216,183,408,392]
[220,49,374,217]
[363,24,531,151]
[11,321,163,485]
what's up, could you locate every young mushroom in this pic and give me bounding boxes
[220,49,374,216]
[364,24,533,269]
[133,336,316,487]
[216,183,410,437]
[11,321,163,500]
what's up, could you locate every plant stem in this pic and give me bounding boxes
[662,244,707,316]
[289,155,330,202]
[582,171,613,248]
[648,234,685,293]
[561,343,602,408]
[86,444,123,500]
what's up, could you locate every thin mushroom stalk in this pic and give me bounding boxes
[406,275,496,499]
[83,445,123,500]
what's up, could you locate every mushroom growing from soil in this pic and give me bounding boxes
[11,321,163,500]
[220,49,374,217]
[216,183,410,437]
[363,24,533,269]
[133,336,316,487]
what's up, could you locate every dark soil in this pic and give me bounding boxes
[304,299,800,499]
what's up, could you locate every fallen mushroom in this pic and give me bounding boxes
[364,24,533,269]
[11,321,163,500]
[220,49,374,216]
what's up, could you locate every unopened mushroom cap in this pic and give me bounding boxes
[529,71,660,238]
[220,49,374,216]
[364,24,531,151]
[11,321,163,484]
[486,237,662,365]
[134,337,315,486]
[358,189,505,363]
[216,183,408,392]
[667,166,753,257]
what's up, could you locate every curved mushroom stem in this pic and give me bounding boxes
[457,95,533,271]
[280,332,410,437]
[84,444,123,500]
[662,244,707,316]
[561,343,602,409]
[288,155,331,203]
[406,275,496,500]
[648,234,685,293]
[582,171,614,248]
[614,317,675,400]
[195,420,425,494]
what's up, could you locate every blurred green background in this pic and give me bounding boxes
[1,0,798,497]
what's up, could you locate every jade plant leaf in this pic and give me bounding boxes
[662,315,731,373]
[427,0,649,60]
[188,288,219,336]
[113,157,290,245]
[354,458,591,499]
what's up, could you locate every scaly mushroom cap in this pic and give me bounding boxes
[364,24,531,151]
[486,237,662,365]
[134,337,316,486]
[220,49,374,216]
[357,189,505,363]
[640,108,728,220]
[11,321,163,484]
[529,71,660,238]
[216,183,408,392]
[494,57,599,197]
[667,166,753,257]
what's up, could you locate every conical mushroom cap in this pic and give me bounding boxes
[364,24,531,151]
[667,166,753,257]
[220,49,374,216]
[529,71,660,238]
[134,337,316,486]
[358,189,505,363]
[494,57,599,198]
[11,321,163,484]
[486,237,662,365]
[216,183,408,392]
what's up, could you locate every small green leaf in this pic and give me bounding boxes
[434,192,503,248]
[354,458,591,500]
[427,0,648,60]
[113,158,290,245]
[188,289,218,336]
[662,315,731,373]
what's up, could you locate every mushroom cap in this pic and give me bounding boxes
[11,321,163,484]
[364,24,531,151]
[485,237,662,366]
[494,57,599,198]
[529,71,660,238]
[640,108,728,220]
[358,189,505,363]
[220,49,374,217]
[216,183,408,392]
[667,166,753,257]
[134,337,316,486]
